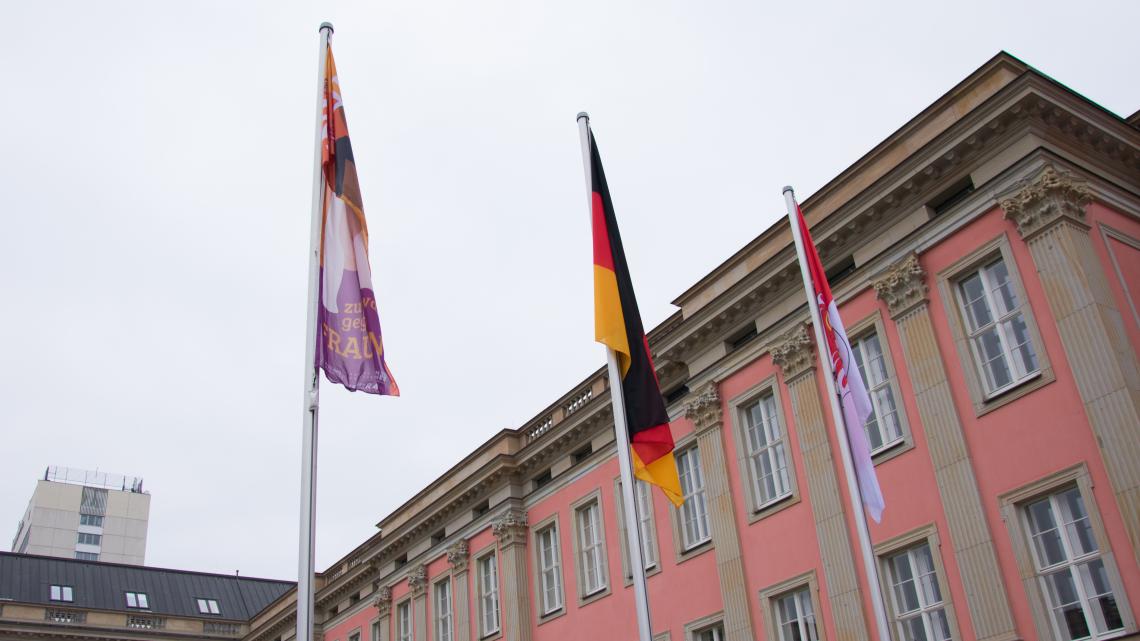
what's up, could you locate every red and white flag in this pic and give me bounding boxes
[794,204,885,522]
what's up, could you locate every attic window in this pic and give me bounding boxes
[196,598,221,615]
[665,384,689,405]
[394,553,408,569]
[571,444,593,466]
[50,585,74,602]
[727,324,759,351]
[930,176,975,216]
[472,500,490,519]
[125,591,150,608]
[532,469,552,490]
[431,529,446,546]
[825,255,857,286]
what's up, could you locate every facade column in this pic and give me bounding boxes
[1001,165,1140,563]
[771,326,869,641]
[372,587,392,641]
[409,565,428,641]
[872,254,1017,641]
[685,385,756,641]
[493,508,531,641]
[448,541,471,641]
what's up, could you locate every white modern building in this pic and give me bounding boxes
[10,466,151,565]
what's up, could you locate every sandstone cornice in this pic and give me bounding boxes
[1000,165,1094,239]
[872,253,928,319]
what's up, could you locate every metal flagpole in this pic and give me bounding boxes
[783,187,892,641]
[577,112,654,641]
[297,22,333,641]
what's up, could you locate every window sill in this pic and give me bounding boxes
[975,368,1053,418]
[478,630,502,641]
[577,584,612,608]
[622,563,662,587]
[748,492,800,525]
[870,437,914,466]
[536,606,566,626]
[675,539,714,565]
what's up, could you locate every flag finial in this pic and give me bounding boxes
[577,112,590,122]
[782,185,795,195]
[319,22,334,33]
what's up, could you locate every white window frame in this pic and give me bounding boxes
[742,391,793,509]
[126,591,150,609]
[760,572,826,641]
[476,549,501,637]
[575,499,608,597]
[885,543,953,641]
[1000,465,1135,641]
[434,578,453,641]
[535,522,564,616]
[775,587,820,641]
[615,477,660,583]
[77,532,102,546]
[396,600,412,641]
[50,585,74,602]
[684,613,727,641]
[676,446,711,551]
[196,598,221,615]
[851,330,906,455]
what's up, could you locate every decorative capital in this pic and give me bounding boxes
[447,540,469,573]
[372,585,392,616]
[872,253,928,318]
[492,508,528,547]
[684,385,722,433]
[1000,165,1093,239]
[407,564,428,598]
[771,325,815,382]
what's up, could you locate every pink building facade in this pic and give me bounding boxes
[249,53,1140,641]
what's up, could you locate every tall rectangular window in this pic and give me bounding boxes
[634,480,658,569]
[775,588,819,641]
[1025,487,1124,641]
[435,580,453,641]
[956,257,1039,396]
[478,553,500,637]
[677,447,710,550]
[886,543,952,641]
[537,524,563,614]
[396,601,411,641]
[576,501,607,596]
[851,332,904,453]
[370,621,380,641]
[743,393,792,508]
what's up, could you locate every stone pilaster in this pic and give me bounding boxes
[1002,165,1140,564]
[408,565,428,641]
[771,325,869,641]
[684,385,755,641]
[372,586,392,641]
[873,254,1017,641]
[448,541,471,641]
[493,509,531,641]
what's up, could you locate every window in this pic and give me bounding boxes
[349,632,360,641]
[196,598,221,615]
[576,500,608,596]
[370,620,380,641]
[74,551,99,561]
[694,625,725,641]
[572,444,593,466]
[676,447,710,550]
[886,544,952,641]
[126,591,150,609]
[396,601,412,641]
[1024,488,1124,641]
[477,552,500,636]
[79,514,104,527]
[536,524,564,614]
[775,588,819,641]
[617,479,659,577]
[956,257,1039,396]
[435,580,453,641]
[50,585,74,602]
[851,331,904,454]
[431,529,446,547]
[77,532,102,546]
[742,393,792,508]
[532,469,553,491]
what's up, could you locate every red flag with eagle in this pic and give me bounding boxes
[587,129,683,507]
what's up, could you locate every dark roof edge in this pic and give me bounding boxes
[0,551,293,586]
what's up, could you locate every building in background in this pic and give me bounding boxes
[0,552,293,641]
[11,467,151,565]
[245,52,1140,641]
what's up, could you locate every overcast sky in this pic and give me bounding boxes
[2,1,1138,581]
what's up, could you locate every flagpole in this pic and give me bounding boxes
[297,22,333,641]
[783,187,892,641]
[577,112,654,641]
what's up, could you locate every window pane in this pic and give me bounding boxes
[974,330,1011,390]
[1058,489,1097,557]
[928,609,952,641]
[959,275,991,330]
[902,615,929,641]
[127,592,137,607]
[1079,559,1123,634]
[987,260,1018,315]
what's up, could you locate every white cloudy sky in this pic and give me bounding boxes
[2,1,1138,581]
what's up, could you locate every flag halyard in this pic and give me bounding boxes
[315,43,399,396]
[589,131,683,507]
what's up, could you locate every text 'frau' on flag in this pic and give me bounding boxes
[316,41,399,396]
[587,129,683,508]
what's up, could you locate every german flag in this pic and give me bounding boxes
[587,128,684,507]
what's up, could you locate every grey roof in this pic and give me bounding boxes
[0,552,293,620]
